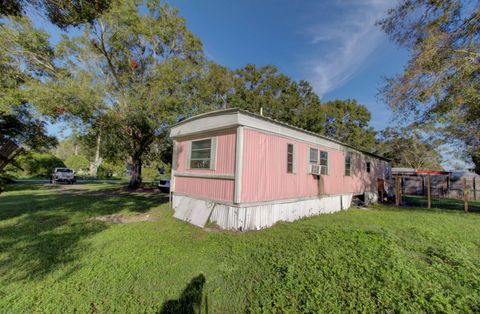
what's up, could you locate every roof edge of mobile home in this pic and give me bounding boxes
[170,108,389,162]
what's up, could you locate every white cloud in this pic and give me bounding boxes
[306,0,393,97]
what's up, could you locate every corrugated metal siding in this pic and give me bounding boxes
[175,177,234,202]
[241,129,387,202]
[209,194,353,230]
[241,129,317,202]
[172,195,215,227]
[175,129,236,174]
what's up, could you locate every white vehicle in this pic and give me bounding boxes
[50,168,76,184]
[158,178,170,192]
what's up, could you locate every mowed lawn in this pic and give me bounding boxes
[0,184,479,313]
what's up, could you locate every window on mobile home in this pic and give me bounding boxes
[309,148,318,164]
[287,143,294,173]
[345,152,352,176]
[320,151,328,175]
[190,139,212,169]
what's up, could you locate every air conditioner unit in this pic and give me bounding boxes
[309,164,322,175]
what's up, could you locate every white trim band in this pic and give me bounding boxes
[174,172,235,180]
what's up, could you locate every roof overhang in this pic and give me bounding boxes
[170,109,390,162]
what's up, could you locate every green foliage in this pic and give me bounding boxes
[98,160,125,178]
[228,64,307,124]
[52,0,204,188]
[141,162,170,181]
[0,16,56,105]
[378,0,480,170]
[0,106,57,151]
[0,184,479,312]
[53,133,85,161]
[297,99,377,151]
[201,63,378,152]
[0,17,57,174]
[378,127,443,169]
[14,152,65,178]
[0,0,112,28]
[64,154,89,173]
[473,152,480,174]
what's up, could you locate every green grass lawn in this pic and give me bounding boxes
[0,184,479,313]
[403,194,480,213]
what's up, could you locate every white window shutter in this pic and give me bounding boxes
[172,141,178,171]
[186,141,192,170]
[210,137,217,170]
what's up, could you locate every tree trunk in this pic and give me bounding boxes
[128,156,142,189]
[89,134,103,178]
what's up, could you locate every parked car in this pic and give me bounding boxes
[158,178,170,192]
[50,167,76,184]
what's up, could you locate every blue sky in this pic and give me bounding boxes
[35,0,408,133]
[167,0,409,130]
[33,0,469,169]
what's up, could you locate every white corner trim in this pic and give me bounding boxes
[186,140,191,170]
[210,136,217,171]
[171,140,178,192]
[174,172,234,180]
[234,126,244,204]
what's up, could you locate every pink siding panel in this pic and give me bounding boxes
[175,129,236,174]
[173,129,236,202]
[241,129,387,203]
[175,177,234,202]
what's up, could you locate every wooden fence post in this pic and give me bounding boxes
[395,176,401,206]
[446,175,450,198]
[463,177,469,213]
[422,176,425,195]
[427,175,431,209]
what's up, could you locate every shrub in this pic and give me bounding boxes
[142,163,170,181]
[64,155,89,173]
[15,153,66,178]
[98,160,126,178]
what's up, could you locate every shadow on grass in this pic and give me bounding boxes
[402,195,480,213]
[159,274,207,314]
[0,184,168,282]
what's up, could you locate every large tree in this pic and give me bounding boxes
[296,99,377,151]
[229,64,306,124]
[53,0,204,188]
[377,0,480,172]
[198,63,379,151]
[378,127,443,170]
[0,17,57,160]
[0,0,110,178]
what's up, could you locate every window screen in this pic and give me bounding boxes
[309,148,318,164]
[190,139,212,169]
[345,152,352,176]
[287,144,294,173]
[320,151,328,175]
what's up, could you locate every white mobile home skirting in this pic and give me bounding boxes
[172,193,354,231]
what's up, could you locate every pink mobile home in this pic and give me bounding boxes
[170,109,391,230]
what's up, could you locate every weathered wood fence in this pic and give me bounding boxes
[394,175,478,201]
